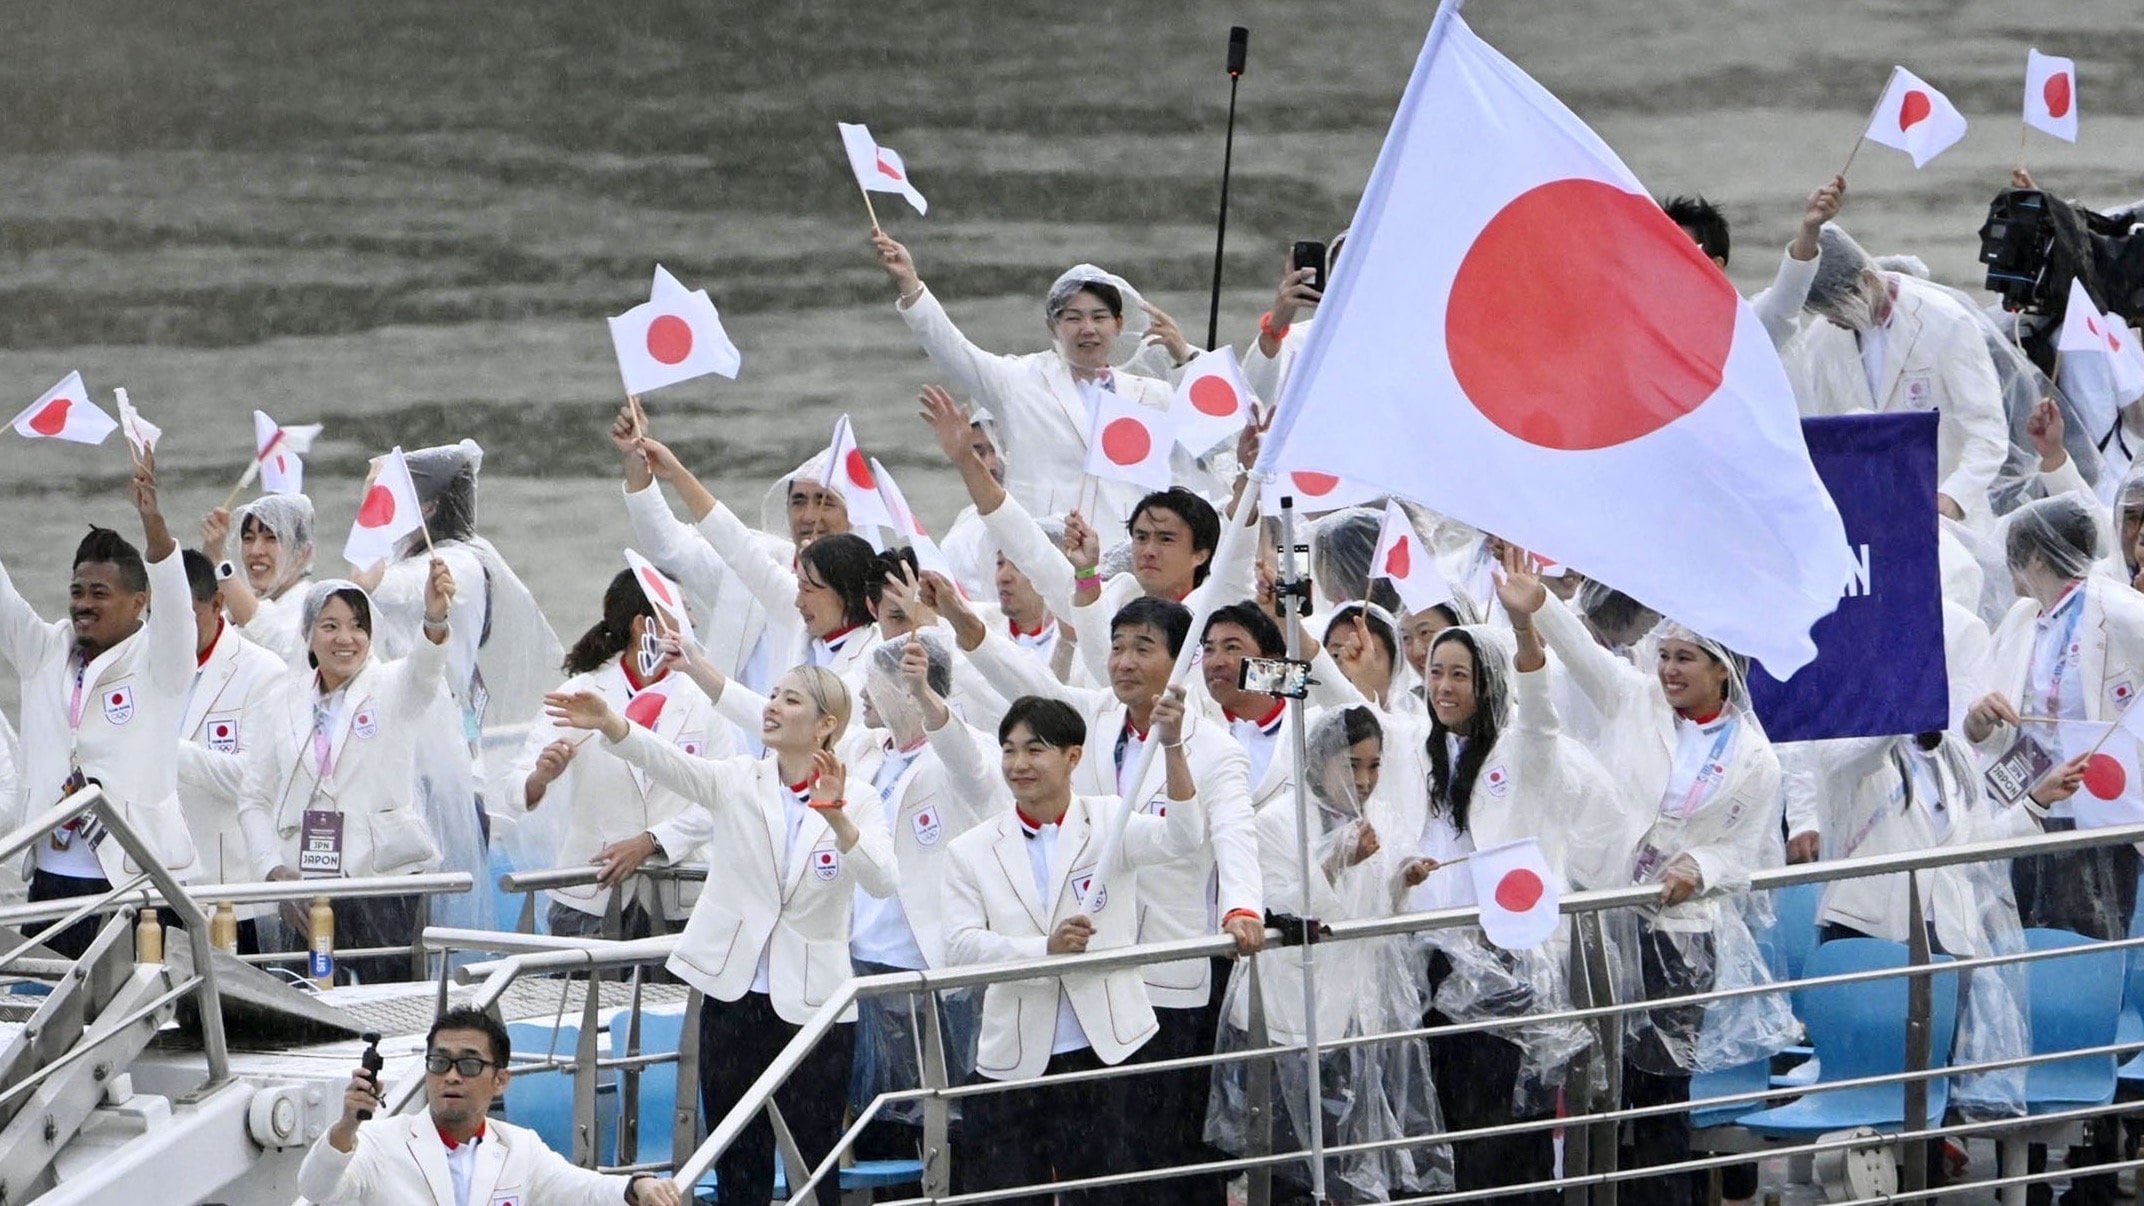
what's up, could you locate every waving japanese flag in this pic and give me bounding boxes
[1469,837,1561,950]
[1083,385,1175,492]
[1255,5,1853,673]
[608,265,742,395]
[1259,469,1382,517]
[342,446,425,566]
[624,548,695,644]
[253,409,322,496]
[873,459,958,584]
[1864,66,1968,168]
[2054,720,2144,829]
[114,388,161,456]
[1373,501,1454,615]
[2024,49,2078,143]
[820,414,897,531]
[1170,346,1256,454]
[12,372,116,445]
[2059,280,2144,401]
[838,122,929,216]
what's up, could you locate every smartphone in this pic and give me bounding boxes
[1238,656,1312,700]
[1291,240,1327,294]
[636,631,662,679]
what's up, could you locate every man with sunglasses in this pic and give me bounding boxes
[299,1006,683,1205]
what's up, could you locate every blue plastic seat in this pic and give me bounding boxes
[505,1020,616,1166]
[2019,928,2125,1113]
[1769,881,1823,985]
[2117,876,2144,1084]
[1738,938,1960,1137]
[1691,1054,1775,1129]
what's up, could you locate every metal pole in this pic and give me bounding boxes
[1901,871,1932,1197]
[1278,495,1329,1204]
[1204,26,1248,352]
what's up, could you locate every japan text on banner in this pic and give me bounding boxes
[12,372,117,445]
[1468,837,1561,951]
[2024,49,2078,143]
[624,548,696,644]
[1373,499,1454,615]
[1170,345,1256,454]
[2053,719,2144,829]
[2059,280,2144,400]
[872,459,958,584]
[837,122,929,216]
[820,414,897,531]
[114,388,160,456]
[1082,384,1174,491]
[1252,3,1855,674]
[608,265,743,396]
[342,446,425,566]
[1864,66,1968,168]
[253,409,322,496]
[1747,414,1946,741]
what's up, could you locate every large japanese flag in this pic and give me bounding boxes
[1256,6,1854,673]
[624,548,696,644]
[1864,66,1968,168]
[1468,837,1561,950]
[253,409,322,496]
[342,446,425,566]
[1170,346,1256,454]
[837,122,929,216]
[608,265,742,396]
[2024,50,2078,143]
[1083,385,1174,492]
[820,414,897,531]
[1373,500,1454,615]
[872,459,958,584]
[2059,280,2144,401]
[12,372,116,445]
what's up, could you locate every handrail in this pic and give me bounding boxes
[497,864,706,894]
[0,872,476,929]
[666,817,2144,1191]
[0,788,232,1087]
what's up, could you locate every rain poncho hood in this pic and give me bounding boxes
[233,492,316,599]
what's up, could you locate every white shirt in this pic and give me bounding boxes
[444,1132,480,1206]
[1112,720,1152,798]
[1406,734,1477,912]
[810,625,865,669]
[751,782,816,994]
[1226,700,1287,793]
[1021,811,1090,1055]
[1902,743,1953,843]
[1857,321,1889,405]
[1658,712,1740,822]
[850,740,928,968]
[1009,617,1061,665]
[2028,583,2089,721]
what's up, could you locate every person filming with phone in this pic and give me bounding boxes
[300,1006,682,1205]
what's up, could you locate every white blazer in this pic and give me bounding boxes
[694,500,882,692]
[944,790,1206,1080]
[512,661,731,919]
[1979,575,2144,748]
[621,481,776,691]
[175,622,289,886]
[609,727,897,1024]
[0,548,199,881]
[965,626,1261,1005]
[297,1112,634,1205]
[836,715,1000,968]
[896,285,1178,537]
[1240,319,1310,413]
[1785,274,2011,526]
[236,639,450,881]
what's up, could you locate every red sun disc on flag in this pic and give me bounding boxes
[645,315,694,366]
[1101,417,1152,465]
[844,448,875,489]
[1383,535,1411,578]
[2044,72,2073,119]
[624,691,667,729]
[28,398,70,436]
[1493,868,1544,912]
[875,153,903,182]
[275,454,289,474]
[2085,753,2127,800]
[1189,376,1239,417]
[356,484,397,528]
[1447,179,1736,451]
[2088,316,2103,337]
[639,567,675,606]
[1898,90,1932,130]
[1290,471,1340,496]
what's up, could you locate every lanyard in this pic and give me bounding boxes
[1662,718,1738,821]
[2043,594,2086,717]
[310,701,337,778]
[66,661,87,731]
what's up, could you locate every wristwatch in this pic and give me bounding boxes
[216,560,237,581]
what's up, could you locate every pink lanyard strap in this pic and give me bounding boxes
[66,662,87,730]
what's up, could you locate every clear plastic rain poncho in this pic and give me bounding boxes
[372,440,563,732]
[1207,708,1453,1202]
[286,579,492,935]
[2112,459,2144,580]
[233,493,316,598]
[1601,621,1798,1076]
[2001,492,2103,585]
[848,635,981,1127]
[1045,263,1152,358]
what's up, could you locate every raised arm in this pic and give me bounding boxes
[135,452,196,692]
[876,232,1023,405]
[1751,176,1844,349]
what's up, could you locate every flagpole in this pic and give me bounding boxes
[1277,493,1331,1206]
[2017,120,2030,173]
[1840,66,1897,180]
[1203,26,1249,353]
[857,186,883,235]
[220,429,286,513]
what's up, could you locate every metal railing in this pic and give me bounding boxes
[494,863,707,936]
[596,818,2144,1206]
